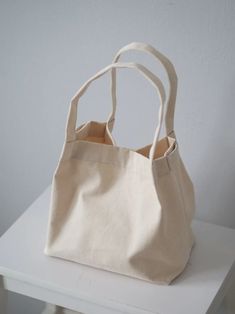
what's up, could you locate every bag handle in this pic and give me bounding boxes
[109,42,177,137]
[66,62,166,161]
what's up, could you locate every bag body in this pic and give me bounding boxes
[45,43,195,284]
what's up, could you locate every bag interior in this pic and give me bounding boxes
[75,121,175,160]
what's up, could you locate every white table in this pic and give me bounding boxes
[0,186,235,314]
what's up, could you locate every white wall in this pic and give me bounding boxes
[1,1,234,313]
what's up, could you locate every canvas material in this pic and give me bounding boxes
[45,44,195,284]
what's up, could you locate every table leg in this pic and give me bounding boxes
[225,281,235,314]
[41,304,58,314]
[62,308,83,314]
[42,304,83,314]
[0,275,7,314]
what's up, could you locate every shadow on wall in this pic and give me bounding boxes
[197,80,235,228]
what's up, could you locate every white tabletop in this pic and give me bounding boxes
[0,186,235,314]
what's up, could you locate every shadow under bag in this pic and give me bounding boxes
[45,42,195,284]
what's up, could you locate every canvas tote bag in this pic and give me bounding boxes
[45,43,195,284]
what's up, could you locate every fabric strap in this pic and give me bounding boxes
[110,42,177,137]
[66,62,166,161]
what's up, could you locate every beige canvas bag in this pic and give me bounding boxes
[45,43,195,284]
